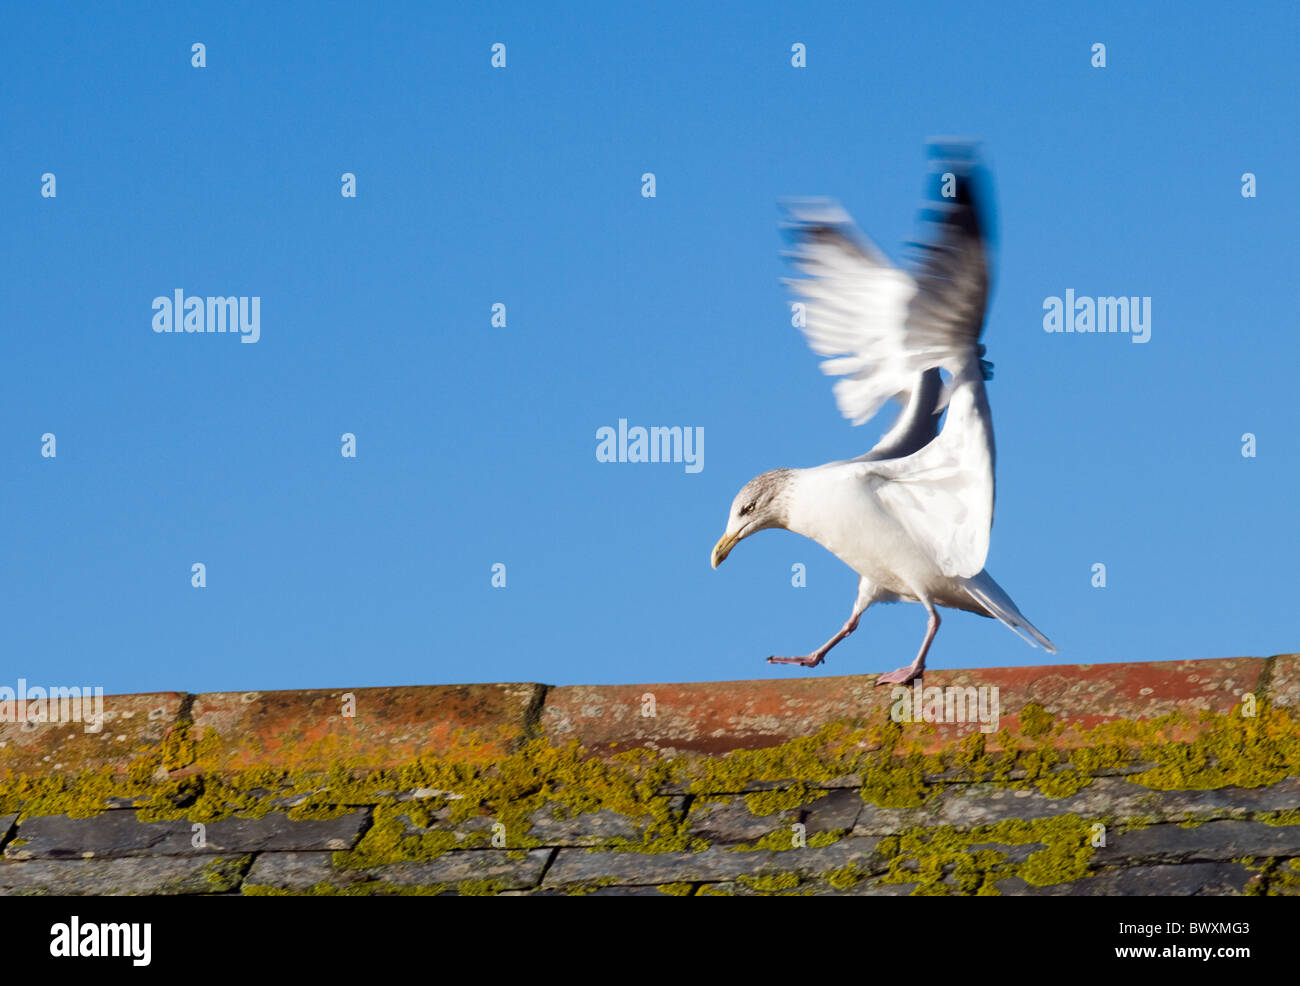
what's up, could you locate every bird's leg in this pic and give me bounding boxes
[875,604,940,686]
[768,612,861,669]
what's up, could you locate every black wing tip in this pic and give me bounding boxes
[919,140,996,246]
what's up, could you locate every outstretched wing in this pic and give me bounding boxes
[904,146,993,376]
[781,198,922,430]
[783,145,994,459]
[784,145,999,577]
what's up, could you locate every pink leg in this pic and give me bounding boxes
[875,604,940,685]
[768,612,861,669]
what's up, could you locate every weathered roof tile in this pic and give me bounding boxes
[1267,653,1300,709]
[189,683,543,771]
[997,862,1259,897]
[543,837,883,887]
[8,809,370,859]
[244,848,552,892]
[0,854,250,895]
[541,676,894,755]
[0,692,185,775]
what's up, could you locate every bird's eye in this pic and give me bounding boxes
[740,502,756,516]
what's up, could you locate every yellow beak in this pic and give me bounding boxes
[711,531,739,569]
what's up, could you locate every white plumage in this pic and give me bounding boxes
[711,144,1055,684]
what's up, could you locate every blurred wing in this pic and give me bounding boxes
[904,147,993,369]
[781,198,921,428]
[783,146,994,457]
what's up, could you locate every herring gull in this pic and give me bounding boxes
[710,144,1056,684]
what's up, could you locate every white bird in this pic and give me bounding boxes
[710,145,1056,685]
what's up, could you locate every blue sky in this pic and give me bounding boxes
[2,2,1296,695]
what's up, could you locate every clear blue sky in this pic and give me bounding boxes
[3,2,1296,694]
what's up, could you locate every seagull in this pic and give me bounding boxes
[710,144,1056,685]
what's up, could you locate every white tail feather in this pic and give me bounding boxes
[962,571,1057,654]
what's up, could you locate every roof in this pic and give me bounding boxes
[2,654,1299,895]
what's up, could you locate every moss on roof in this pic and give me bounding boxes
[2,693,1298,894]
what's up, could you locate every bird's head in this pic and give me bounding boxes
[711,469,795,568]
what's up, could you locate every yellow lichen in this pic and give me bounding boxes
[826,863,866,889]
[736,872,802,893]
[243,880,447,896]
[744,783,826,816]
[455,878,506,896]
[656,882,695,896]
[1019,703,1055,739]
